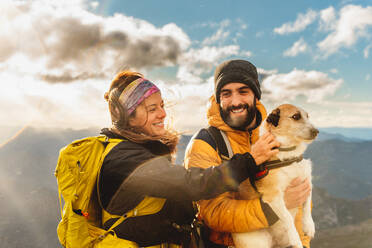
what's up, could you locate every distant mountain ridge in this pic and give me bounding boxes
[319,127,372,141]
[305,138,372,199]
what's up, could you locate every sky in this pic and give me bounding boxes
[1,0,372,134]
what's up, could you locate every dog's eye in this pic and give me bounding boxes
[291,113,301,120]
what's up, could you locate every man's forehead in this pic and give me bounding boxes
[221,82,250,91]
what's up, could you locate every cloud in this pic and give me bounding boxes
[319,6,337,31]
[312,101,372,127]
[202,29,230,45]
[317,5,372,57]
[176,45,240,84]
[200,19,251,46]
[0,70,111,129]
[274,9,318,35]
[257,68,278,82]
[202,19,230,45]
[364,44,372,58]
[256,31,264,38]
[0,0,190,83]
[90,1,99,9]
[274,5,372,58]
[366,74,371,80]
[261,69,343,103]
[242,50,253,57]
[283,37,309,57]
[175,18,253,85]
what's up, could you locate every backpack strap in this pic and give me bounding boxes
[206,126,233,161]
[96,136,125,210]
[93,214,129,245]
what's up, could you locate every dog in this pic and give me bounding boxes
[232,104,318,248]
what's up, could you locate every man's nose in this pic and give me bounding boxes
[230,92,244,106]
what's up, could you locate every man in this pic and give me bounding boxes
[184,59,312,247]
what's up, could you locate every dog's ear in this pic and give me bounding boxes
[267,108,280,127]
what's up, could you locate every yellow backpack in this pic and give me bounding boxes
[55,135,131,248]
[55,135,181,248]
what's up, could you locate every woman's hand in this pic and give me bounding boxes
[250,133,280,165]
[284,177,312,209]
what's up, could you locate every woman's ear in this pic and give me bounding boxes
[128,107,144,128]
[128,111,138,127]
[128,116,135,127]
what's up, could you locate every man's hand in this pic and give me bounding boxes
[284,177,312,209]
[250,132,280,165]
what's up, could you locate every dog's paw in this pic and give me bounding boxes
[302,218,315,238]
[287,235,303,248]
[275,229,302,248]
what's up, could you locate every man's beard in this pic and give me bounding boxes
[220,101,257,130]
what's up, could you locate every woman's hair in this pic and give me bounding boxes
[104,70,179,152]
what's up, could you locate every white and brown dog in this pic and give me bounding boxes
[232,104,318,248]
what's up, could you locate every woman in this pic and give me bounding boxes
[97,70,266,247]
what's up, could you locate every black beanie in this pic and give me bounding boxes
[214,59,261,103]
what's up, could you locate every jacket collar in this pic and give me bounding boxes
[100,128,171,156]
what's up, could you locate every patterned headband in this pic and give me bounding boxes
[118,78,160,114]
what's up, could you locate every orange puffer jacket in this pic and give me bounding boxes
[184,95,310,247]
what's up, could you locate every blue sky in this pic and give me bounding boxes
[1,0,372,133]
[99,0,371,100]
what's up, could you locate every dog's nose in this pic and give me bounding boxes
[311,128,319,138]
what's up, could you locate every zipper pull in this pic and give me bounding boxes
[248,130,252,144]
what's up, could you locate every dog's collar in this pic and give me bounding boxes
[278,146,297,152]
[255,155,304,181]
[261,155,304,171]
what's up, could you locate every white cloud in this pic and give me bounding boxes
[261,69,343,103]
[242,50,253,57]
[0,0,191,83]
[202,29,230,45]
[274,9,318,35]
[274,5,372,58]
[366,74,371,80]
[283,37,309,57]
[176,45,240,84]
[202,19,230,45]
[0,71,111,129]
[317,5,372,57]
[319,6,337,31]
[256,31,264,38]
[312,101,372,127]
[364,44,372,58]
[329,68,338,74]
[201,18,250,46]
[200,19,251,46]
[90,1,99,9]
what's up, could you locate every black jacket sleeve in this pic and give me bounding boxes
[107,152,257,215]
